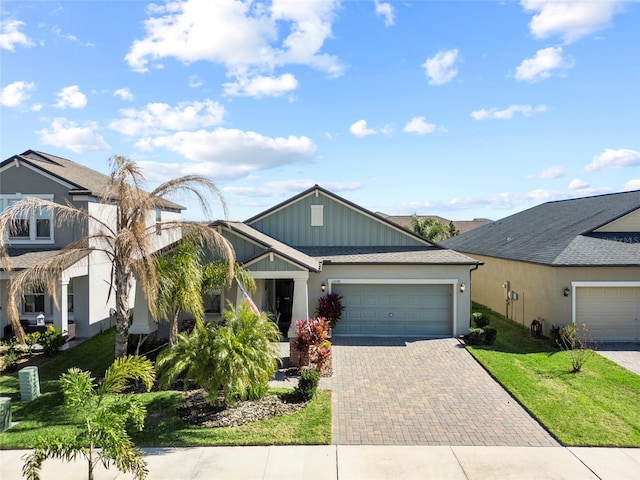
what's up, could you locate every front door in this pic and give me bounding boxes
[276,279,294,335]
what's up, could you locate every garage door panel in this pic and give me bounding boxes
[576,287,640,342]
[332,283,452,337]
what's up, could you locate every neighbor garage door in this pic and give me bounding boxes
[575,286,640,342]
[331,283,452,336]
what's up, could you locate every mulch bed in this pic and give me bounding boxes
[176,389,308,428]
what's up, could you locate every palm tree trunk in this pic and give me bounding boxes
[7,281,26,344]
[169,309,180,346]
[114,268,131,358]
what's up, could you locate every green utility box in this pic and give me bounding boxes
[0,397,11,432]
[19,366,41,401]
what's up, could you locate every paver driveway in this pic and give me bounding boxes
[325,337,558,446]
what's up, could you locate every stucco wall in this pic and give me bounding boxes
[469,254,640,331]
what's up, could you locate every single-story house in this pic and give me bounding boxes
[210,185,482,338]
[442,190,640,342]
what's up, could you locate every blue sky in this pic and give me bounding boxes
[1,0,639,222]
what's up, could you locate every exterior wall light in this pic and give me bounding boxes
[563,287,570,297]
[459,283,466,293]
[321,283,326,292]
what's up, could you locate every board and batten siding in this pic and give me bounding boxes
[223,231,268,262]
[248,191,424,247]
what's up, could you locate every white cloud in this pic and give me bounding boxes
[528,165,565,180]
[52,26,77,42]
[568,178,589,190]
[374,0,395,27]
[471,104,547,120]
[135,128,316,182]
[349,119,392,137]
[223,73,298,97]
[0,81,35,107]
[188,75,204,88]
[54,85,87,109]
[623,179,640,191]
[423,48,459,86]
[0,19,34,51]
[584,148,640,173]
[37,118,110,153]
[125,0,343,97]
[514,47,572,82]
[109,99,226,137]
[403,116,436,135]
[113,88,134,101]
[521,0,626,44]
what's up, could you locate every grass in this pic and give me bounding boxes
[468,303,640,447]
[0,329,331,448]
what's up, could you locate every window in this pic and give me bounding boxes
[203,289,222,315]
[24,285,45,314]
[0,195,54,243]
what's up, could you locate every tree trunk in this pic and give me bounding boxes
[7,282,26,344]
[169,309,180,347]
[114,268,131,358]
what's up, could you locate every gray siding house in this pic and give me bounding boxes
[213,186,481,338]
[442,190,640,342]
[0,150,183,339]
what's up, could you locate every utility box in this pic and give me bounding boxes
[19,366,41,401]
[0,397,11,432]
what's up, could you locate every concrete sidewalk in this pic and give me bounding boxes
[2,445,639,480]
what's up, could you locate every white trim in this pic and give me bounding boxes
[571,281,640,325]
[249,270,309,280]
[243,251,308,272]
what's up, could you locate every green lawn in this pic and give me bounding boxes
[468,304,640,446]
[0,329,331,448]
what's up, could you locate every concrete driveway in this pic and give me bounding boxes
[324,337,558,446]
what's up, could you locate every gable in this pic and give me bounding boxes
[247,187,429,248]
[244,253,307,272]
[222,229,267,263]
[594,208,640,233]
[0,161,75,198]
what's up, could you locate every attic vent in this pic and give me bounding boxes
[311,205,324,227]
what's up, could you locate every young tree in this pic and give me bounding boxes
[22,355,155,480]
[155,231,255,346]
[0,155,234,357]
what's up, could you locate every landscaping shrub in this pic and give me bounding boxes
[294,367,320,401]
[471,311,490,329]
[0,348,18,373]
[484,327,497,345]
[556,323,595,373]
[292,317,332,372]
[468,328,486,346]
[156,301,282,406]
[315,293,344,328]
[39,326,67,356]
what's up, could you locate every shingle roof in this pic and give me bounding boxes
[2,150,183,211]
[2,247,88,271]
[441,190,640,266]
[378,214,491,235]
[297,246,481,265]
[214,221,322,272]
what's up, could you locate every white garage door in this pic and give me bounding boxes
[575,286,640,342]
[331,283,452,336]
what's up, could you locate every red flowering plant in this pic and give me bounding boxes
[293,317,332,373]
[315,293,345,328]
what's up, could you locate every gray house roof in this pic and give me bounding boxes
[2,150,183,211]
[441,190,640,266]
[378,214,491,235]
[298,246,480,265]
[214,221,322,272]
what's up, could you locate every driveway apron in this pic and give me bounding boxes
[327,337,558,446]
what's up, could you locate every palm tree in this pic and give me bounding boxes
[155,231,256,346]
[156,301,281,406]
[22,355,155,480]
[0,155,234,357]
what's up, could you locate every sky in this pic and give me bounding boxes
[1,0,639,222]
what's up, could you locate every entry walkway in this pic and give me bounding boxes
[597,343,640,376]
[327,337,557,446]
[1,445,639,479]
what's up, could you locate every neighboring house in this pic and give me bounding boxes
[379,214,491,236]
[206,186,481,338]
[442,190,640,342]
[0,150,183,340]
